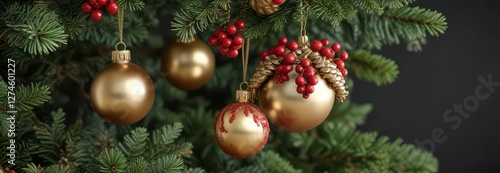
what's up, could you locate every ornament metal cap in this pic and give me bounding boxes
[112,50,131,62]
[235,90,250,102]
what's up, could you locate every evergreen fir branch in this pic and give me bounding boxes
[21,163,43,173]
[309,0,356,25]
[97,148,128,173]
[330,99,372,127]
[171,0,219,40]
[0,2,68,55]
[0,113,8,137]
[34,0,86,39]
[146,123,193,161]
[345,6,447,50]
[126,157,149,173]
[213,0,232,10]
[349,49,399,86]
[257,151,302,173]
[0,82,50,112]
[0,81,7,103]
[350,0,384,15]
[117,127,149,161]
[117,0,146,11]
[65,121,87,170]
[377,0,415,9]
[41,164,71,173]
[34,109,67,163]
[148,155,184,173]
[183,167,206,173]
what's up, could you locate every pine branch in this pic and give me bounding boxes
[171,0,220,40]
[34,0,86,39]
[183,167,206,173]
[117,0,146,11]
[146,122,193,161]
[349,49,399,86]
[148,155,184,173]
[97,148,128,173]
[0,82,51,112]
[377,0,415,9]
[309,0,356,25]
[350,0,384,15]
[21,163,43,173]
[257,151,302,173]
[117,127,149,161]
[0,2,68,55]
[330,99,372,127]
[41,164,71,173]
[126,157,149,173]
[34,109,67,164]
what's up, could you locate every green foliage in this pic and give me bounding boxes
[0,2,67,55]
[257,151,303,173]
[117,0,146,11]
[171,0,220,39]
[146,122,193,161]
[34,109,67,163]
[0,82,51,112]
[149,155,184,173]
[97,148,128,173]
[349,49,399,86]
[126,157,149,173]
[117,127,149,161]
[330,99,373,127]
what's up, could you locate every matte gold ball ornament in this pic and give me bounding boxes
[214,90,270,159]
[250,35,350,132]
[90,50,155,125]
[161,38,215,91]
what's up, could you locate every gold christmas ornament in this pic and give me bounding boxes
[214,90,270,159]
[90,50,155,125]
[258,70,335,132]
[250,0,286,15]
[249,35,349,132]
[161,38,215,91]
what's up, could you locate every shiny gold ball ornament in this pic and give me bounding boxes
[250,0,286,15]
[161,38,215,91]
[90,50,155,125]
[259,70,335,132]
[214,90,270,159]
[249,36,350,132]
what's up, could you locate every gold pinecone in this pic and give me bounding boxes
[249,0,286,15]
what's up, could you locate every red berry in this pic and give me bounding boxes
[235,19,245,30]
[276,65,283,73]
[300,58,311,67]
[231,44,242,50]
[310,40,323,52]
[273,0,284,5]
[6,170,15,173]
[321,38,329,47]
[305,84,315,94]
[214,28,224,36]
[208,35,218,46]
[217,32,228,40]
[341,68,348,77]
[91,10,102,21]
[340,51,349,60]
[225,24,237,36]
[295,75,306,86]
[259,51,268,61]
[268,48,275,55]
[304,66,315,78]
[274,45,285,56]
[295,65,303,73]
[97,0,108,6]
[221,38,232,47]
[279,36,288,45]
[287,41,298,51]
[331,42,341,52]
[334,59,345,69]
[283,65,293,73]
[227,49,239,58]
[320,47,334,58]
[106,2,118,15]
[232,35,243,45]
[283,53,295,65]
[89,0,101,9]
[81,2,93,13]
[308,76,318,85]
[297,85,305,94]
[219,45,229,55]
[280,75,289,82]
[303,93,309,99]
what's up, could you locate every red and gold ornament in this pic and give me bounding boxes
[214,90,270,159]
[250,36,350,132]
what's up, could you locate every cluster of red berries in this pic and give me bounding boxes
[272,0,284,5]
[208,19,245,58]
[309,39,349,77]
[259,36,298,82]
[295,58,318,99]
[81,0,118,21]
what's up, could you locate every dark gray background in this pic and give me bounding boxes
[354,1,500,172]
